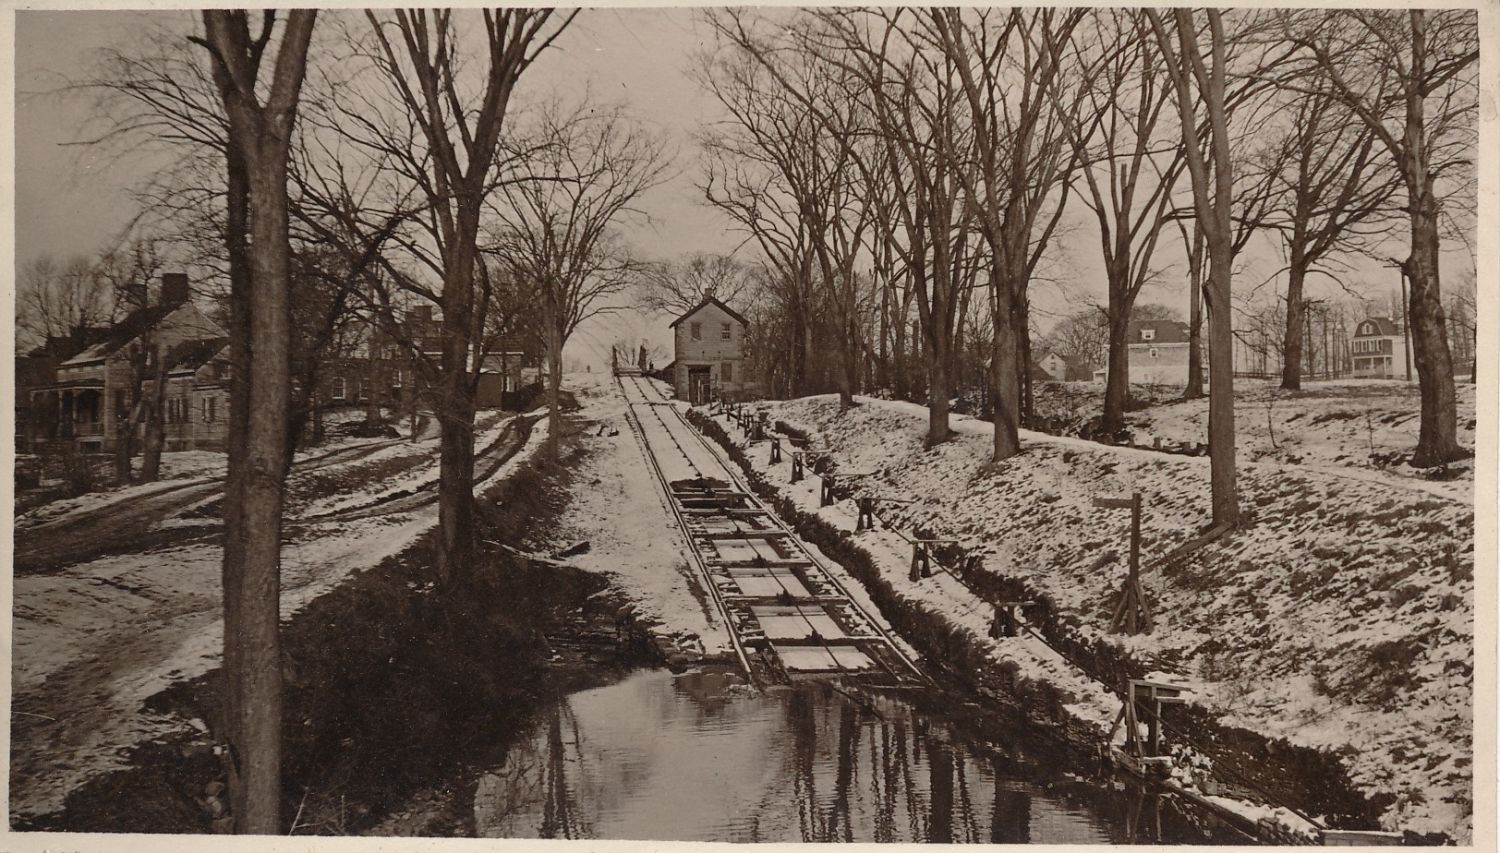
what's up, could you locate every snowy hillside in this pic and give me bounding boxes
[1124,379,1476,501]
[751,393,1473,841]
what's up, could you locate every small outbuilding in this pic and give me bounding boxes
[670,297,747,404]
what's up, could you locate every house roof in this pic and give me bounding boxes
[1355,317,1400,337]
[165,337,229,374]
[669,296,749,329]
[60,302,186,365]
[1127,319,1190,345]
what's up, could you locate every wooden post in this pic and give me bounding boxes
[1127,679,1187,757]
[989,600,1034,638]
[909,541,930,580]
[820,474,836,507]
[770,436,782,464]
[856,496,876,531]
[1096,492,1153,635]
[791,451,804,483]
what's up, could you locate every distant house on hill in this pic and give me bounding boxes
[22,273,226,453]
[1035,349,1069,382]
[670,297,747,404]
[1101,319,1203,386]
[1351,317,1408,379]
[1034,349,1094,382]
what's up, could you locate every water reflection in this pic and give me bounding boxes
[473,668,1117,843]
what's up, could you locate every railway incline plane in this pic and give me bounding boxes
[617,372,924,689]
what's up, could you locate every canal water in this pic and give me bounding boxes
[471,667,1238,843]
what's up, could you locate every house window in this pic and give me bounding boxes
[1149,347,1159,359]
[721,322,731,341]
[208,397,217,422]
[357,379,368,401]
[1140,328,1156,342]
[332,377,346,400]
[391,370,403,389]
[691,322,702,341]
[722,361,734,383]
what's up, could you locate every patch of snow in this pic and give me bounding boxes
[740,393,1472,842]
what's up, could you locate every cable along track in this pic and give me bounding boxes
[618,375,924,689]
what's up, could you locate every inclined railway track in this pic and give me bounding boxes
[617,373,924,689]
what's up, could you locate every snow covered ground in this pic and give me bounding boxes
[548,373,732,662]
[730,393,1472,842]
[8,410,548,822]
[1124,379,1475,501]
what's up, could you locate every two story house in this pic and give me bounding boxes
[26,273,226,453]
[1099,319,1203,386]
[1351,317,1408,379]
[670,297,748,403]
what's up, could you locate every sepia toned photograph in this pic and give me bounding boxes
[5,5,1488,848]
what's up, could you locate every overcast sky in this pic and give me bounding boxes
[12,9,1478,369]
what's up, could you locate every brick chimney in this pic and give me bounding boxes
[161,273,191,306]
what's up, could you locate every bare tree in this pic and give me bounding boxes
[195,8,317,833]
[492,101,670,459]
[930,8,1083,457]
[1278,9,1475,465]
[356,9,576,582]
[638,253,751,318]
[699,11,872,409]
[1041,308,1107,375]
[14,255,119,353]
[1147,8,1240,528]
[811,7,971,437]
[1250,79,1402,390]
[1053,11,1186,433]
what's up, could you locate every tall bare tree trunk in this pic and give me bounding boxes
[365,334,383,423]
[201,10,317,833]
[1102,305,1132,433]
[991,276,1022,460]
[1405,197,1460,465]
[1150,7,1239,527]
[139,354,169,481]
[218,118,253,839]
[436,230,479,582]
[546,312,564,459]
[1281,258,1307,391]
[1185,226,1205,399]
[926,326,951,447]
[1402,12,1463,467]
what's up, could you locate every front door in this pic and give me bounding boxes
[688,366,712,405]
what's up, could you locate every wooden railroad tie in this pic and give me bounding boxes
[1094,492,1153,635]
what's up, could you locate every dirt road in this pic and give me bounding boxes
[12,439,405,575]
